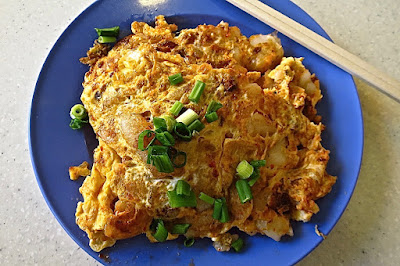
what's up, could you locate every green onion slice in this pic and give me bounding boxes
[154,128,165,134]
[188,80,206,103]
[160,114,176,132]
[231,238,244,252]
[98,36,117,43]
[138,130,156,151]
[206,100,223,114]
[220,198,229,223]
[148,145,168,156]
[250,160,266,168]
[198,192,215,205]
[147,144,169,165]
[247,168,260,187]
[153,117,167,131]
[212,198,223,220]
[188,119,205,133]
[164,131,175,145]
[236,180,253,204]
[176,109,199,126]
[174,122,192,141]
[176,180,191,196]
[171,151,187,168]
[167,146,178,157]
[168,73,184,85]
[167,189,197,208]
[151,154,174,173]
[171,223,191,235]
[236,160,254,179]
[152,220,168,242]
[205,112,218,123]
[70,104,88,120]
[69,118,88,130]
[150,219,159,232]
[184,238,195,247]
[95,26,120,37]
[155,131,175,146]
[170,101,184,116]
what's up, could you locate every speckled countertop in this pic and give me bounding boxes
[1,0,399,265]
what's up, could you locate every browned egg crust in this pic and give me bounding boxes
[72,15,336,252]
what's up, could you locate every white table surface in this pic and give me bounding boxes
[1,0,399,265]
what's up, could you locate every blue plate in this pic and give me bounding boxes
[29,0,363,265]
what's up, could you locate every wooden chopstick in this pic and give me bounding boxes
[226,0,400,103]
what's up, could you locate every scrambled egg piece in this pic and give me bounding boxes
[69,161,90,180]
[74,15,336,252]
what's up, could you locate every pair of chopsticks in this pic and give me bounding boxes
[226,0,400,103]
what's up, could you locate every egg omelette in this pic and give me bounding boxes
[70,15,336,252]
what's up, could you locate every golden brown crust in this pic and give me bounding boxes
[73,15,336,252]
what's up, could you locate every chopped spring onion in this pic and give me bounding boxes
[247,160,266,186]
[170,101,184,116]
[148,145,168,155]
[171,151,187,168]
[160,114,176,132]
[69,118,88,130]
[151,154,174,173]
[198,192,215,205]
[236,160,254,179]
[205,112,218,123]
[167,146,178,158]
[176,180,191,196]
[164,131,175,144]
[250,160,266,168]
[184,238,195,247]
[171,223,191,235]
[147,145,169,164]
[155,128,165,134]
[174,122,192,141]
[176,109,199,126]
[138,130,156,150]
[220,198,229,223]
[188,80,206,103]
[247,168,260,187]
[167,189,197,208]
[155,131,175,146]
[206,100,223,114]
[231,238,244,252]
[95,26,120,37]
[212,198,223,220]
[236,180,253,203]
[150,219,159,232]
[152,220,168,242]
[98,36,117,43]
[168,73,184,85]
[188,119,205,133]
[70,104,88,120]
[153,117,167,131]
